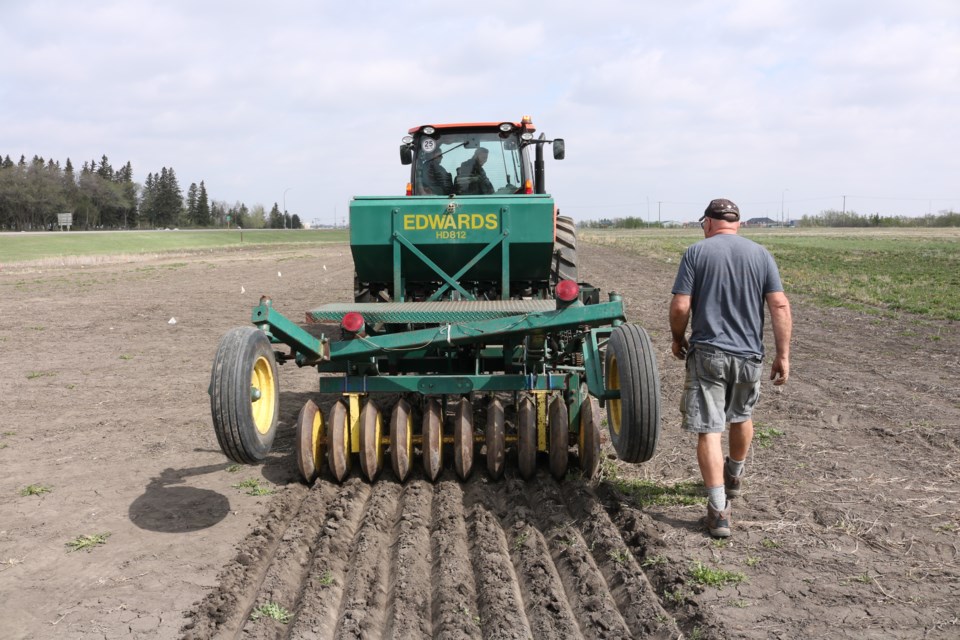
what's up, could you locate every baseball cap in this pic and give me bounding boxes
[701,198,740,221]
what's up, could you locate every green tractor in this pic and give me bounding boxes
[210,116,660,483]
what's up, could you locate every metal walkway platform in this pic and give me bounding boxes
[307,300,556,324]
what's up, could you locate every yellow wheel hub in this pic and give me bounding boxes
[608,356,622,435]
[250,355,277,435]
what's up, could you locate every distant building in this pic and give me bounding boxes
[744,217,777,227]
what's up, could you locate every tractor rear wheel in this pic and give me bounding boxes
[552,215,578,284]
[604,323,661,463]
[210,327,279,464]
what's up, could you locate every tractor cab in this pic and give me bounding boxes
[400,116,564,196]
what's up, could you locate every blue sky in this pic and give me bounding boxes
[2,0,958,223]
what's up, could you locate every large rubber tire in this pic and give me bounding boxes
[210,327,279,464]
[604,323,661,463]
[552,215,578,285]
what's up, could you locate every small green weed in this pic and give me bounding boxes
[119,354,134,360]
[29,326,45,331]
[745,556,761,567]
[249,602,292,624]
[318,570,334,586]
[731,599,749,608]
[934,522,957,534]
[66,533,111,552]
[642,554,667,568]
[226,464,242,473]
[1,431,14,436]
[608,548,629,565]
[514,530,530,550]
[20,484,52,496]
[663,587,688,605]
[754,427,785,448]
[689,561,746,589]
[711,537,730,549]
[26,371,56,380]
[0,443,7,449]
[760,538,781,549]
[232,478,273,496]
[603,465,704,507]
[690,627,704,640]
[853,572,873,584]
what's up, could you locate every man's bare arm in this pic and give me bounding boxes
[669,294,692,359]
[766,291,792,385]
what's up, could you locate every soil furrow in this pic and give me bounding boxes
[521,476,633,639]
[382,477,433,640]
[560,481,682,639]
[239,481,338,639]
[430,476,484,639]
[332,479,404,639]
[182,482,311,640]
[462,475,533,639]
[496,474,583,639]
[284,478,372,639]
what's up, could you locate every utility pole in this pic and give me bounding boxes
[657,201,662,225]
[781,189,789,226]
[842,195,846,215]
[283,187,292,229]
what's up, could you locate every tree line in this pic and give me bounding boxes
[579,208,959,229]
[0,153,302,231]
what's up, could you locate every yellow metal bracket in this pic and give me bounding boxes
[534,391,549,452]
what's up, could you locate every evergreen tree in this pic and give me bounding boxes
[196,181,211,226]
[291,214,302,229]
[186,182,198,224]
[268,203,283,228]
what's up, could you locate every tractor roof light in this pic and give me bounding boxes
[341,311,365,334]
[422,126,435,135]
[521,132,534,141]
[521,115,532,125]
[402,135,413,144]
[556,279,580,304]
[499,122,513,132]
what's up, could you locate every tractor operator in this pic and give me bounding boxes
[455,147,494,195]
[669,198,793,538]
[420,146,453,195]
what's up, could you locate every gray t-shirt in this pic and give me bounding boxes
[672,233,783,358]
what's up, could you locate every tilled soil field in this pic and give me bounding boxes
[1,239,958,639]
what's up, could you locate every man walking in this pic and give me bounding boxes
[669,198,792,537]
